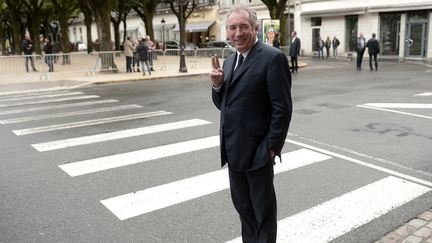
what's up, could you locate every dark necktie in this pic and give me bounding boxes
[233,54,244,77]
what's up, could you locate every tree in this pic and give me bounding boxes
[51,0,79,64]
[5,0,24,54]
[111,0,133,51]
[78,0,93,53]
[166,0,197,73]
[261,0,289,46]
[0,0,7,55]
[22,0,46,54]
[133,0,161,42]
[84,0,117,70]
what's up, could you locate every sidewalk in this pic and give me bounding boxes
[0,55,431,242]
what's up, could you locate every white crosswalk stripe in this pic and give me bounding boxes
[0,104,142,124]
[0,90,72,100]
[0,99,119,116]
[226,176,430,243]
[12,110,172,136]
[58,136,219,177]
[0,95,100,108]
[0,91,85,103]
[32,119,212,152]
[100,148,332,221]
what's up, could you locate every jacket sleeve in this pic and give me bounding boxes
[265,52,292,155]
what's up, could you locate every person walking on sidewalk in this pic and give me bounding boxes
[325,36,331,59]
[132,39,140,72]
[366,33,380,71]
[145,36,156,71]
[22,34,37,72]
[136,38,152,76]
[356,32,366,70]
[124,36,134,73]
[289,31,301,72]
[210,5,292,243]
[332,36,340,58]
[317,36,325,60]
[43,38,54,72]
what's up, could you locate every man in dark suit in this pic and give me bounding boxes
[356,32,366,70]
[366,33,380,71]
[210,6,292,243]
[289,31,301,72]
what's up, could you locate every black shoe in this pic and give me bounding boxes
[151,68,155,71]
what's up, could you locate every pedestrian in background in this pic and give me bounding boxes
[273,32,280,49]
[132,39,140,72]
[22,34,37,72]
[325,36,331,59]
[356,32,366,70]
[366,33,380,71]
[210,6,292,243]
[136,38,152,76]
[43,38,54,72]
[332,36,340,58]
[145,36,156,71]
[289,31,301,72]
[124,36,134,73]
[317,36,325,60]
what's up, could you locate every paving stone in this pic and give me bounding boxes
[379,232,404,243]
[424,237,432,243]
[395,225,410,236]
[426,221,432,229]
[407,219,428,229]
[418,211,432,221]
[413,226,432,238]
[401,235,423,243]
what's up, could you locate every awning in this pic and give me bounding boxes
[173,21,215,32]
[301,7,366,17]
[153,24,176,31]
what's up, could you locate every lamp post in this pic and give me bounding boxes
[178,0,187,73]
[161,18,166,51]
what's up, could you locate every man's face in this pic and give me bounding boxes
[291,32,295,38]
[226,10,257,53]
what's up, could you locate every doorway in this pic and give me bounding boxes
[405,11,428,57]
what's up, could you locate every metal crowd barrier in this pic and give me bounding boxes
[0,54,47,81]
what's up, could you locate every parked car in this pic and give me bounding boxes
[164,40,198,50]
[204,40,236,57]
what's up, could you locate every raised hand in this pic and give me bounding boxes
[210,54,224,88]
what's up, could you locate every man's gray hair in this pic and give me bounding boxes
[227,5,258,29]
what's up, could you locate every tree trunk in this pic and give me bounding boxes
[112,20,121,51]
[144,13,154,41]
[59,17,71,64]
[8,11,22,54]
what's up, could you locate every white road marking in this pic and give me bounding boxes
[0,87,71,96]
[0,95,100,108]
[0,90,71,100]
[0,104,142,124]
[32,119,212,152]
[358,104,432,120]
[0,99,118,116]
[59,136,220,177]
[101,148,331,220]
[0,91,84,103]
[226,176,431,243]
[12,111,171,136]
[362,103,432,109]
[286,138,432,188]
[414,92,432,96]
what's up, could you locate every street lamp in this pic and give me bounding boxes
[178,0,187,73]
[161,18,166,51]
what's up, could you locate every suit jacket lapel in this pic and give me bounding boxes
[230,42,263,86]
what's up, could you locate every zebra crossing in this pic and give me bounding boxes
[1,88,431,242]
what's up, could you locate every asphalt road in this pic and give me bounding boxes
[1,59,431,242]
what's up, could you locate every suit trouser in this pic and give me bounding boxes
[290,56,298,72]
[369,53,378,70]
[126,56,133,72]
[228,162,277,243]
[357,50,365,68]
[25,56,36,72]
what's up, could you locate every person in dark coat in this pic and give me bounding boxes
[21,34,37,72]
[210,6,292,243]
[356,32,366,70]
[325,36,331,59]
[366,33,380,71]
[136,38,151,76]
[43,38,54,72]
[332,36,340,58]
[272,32,280,49]
[289,31,301,72]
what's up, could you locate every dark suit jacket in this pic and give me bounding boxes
[289,37,301,57]
[212,41,292,171]
[366,38,380,54]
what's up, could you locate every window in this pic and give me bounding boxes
[379,13,400,55]
[311,17,321,27]
[345,15,358,52]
